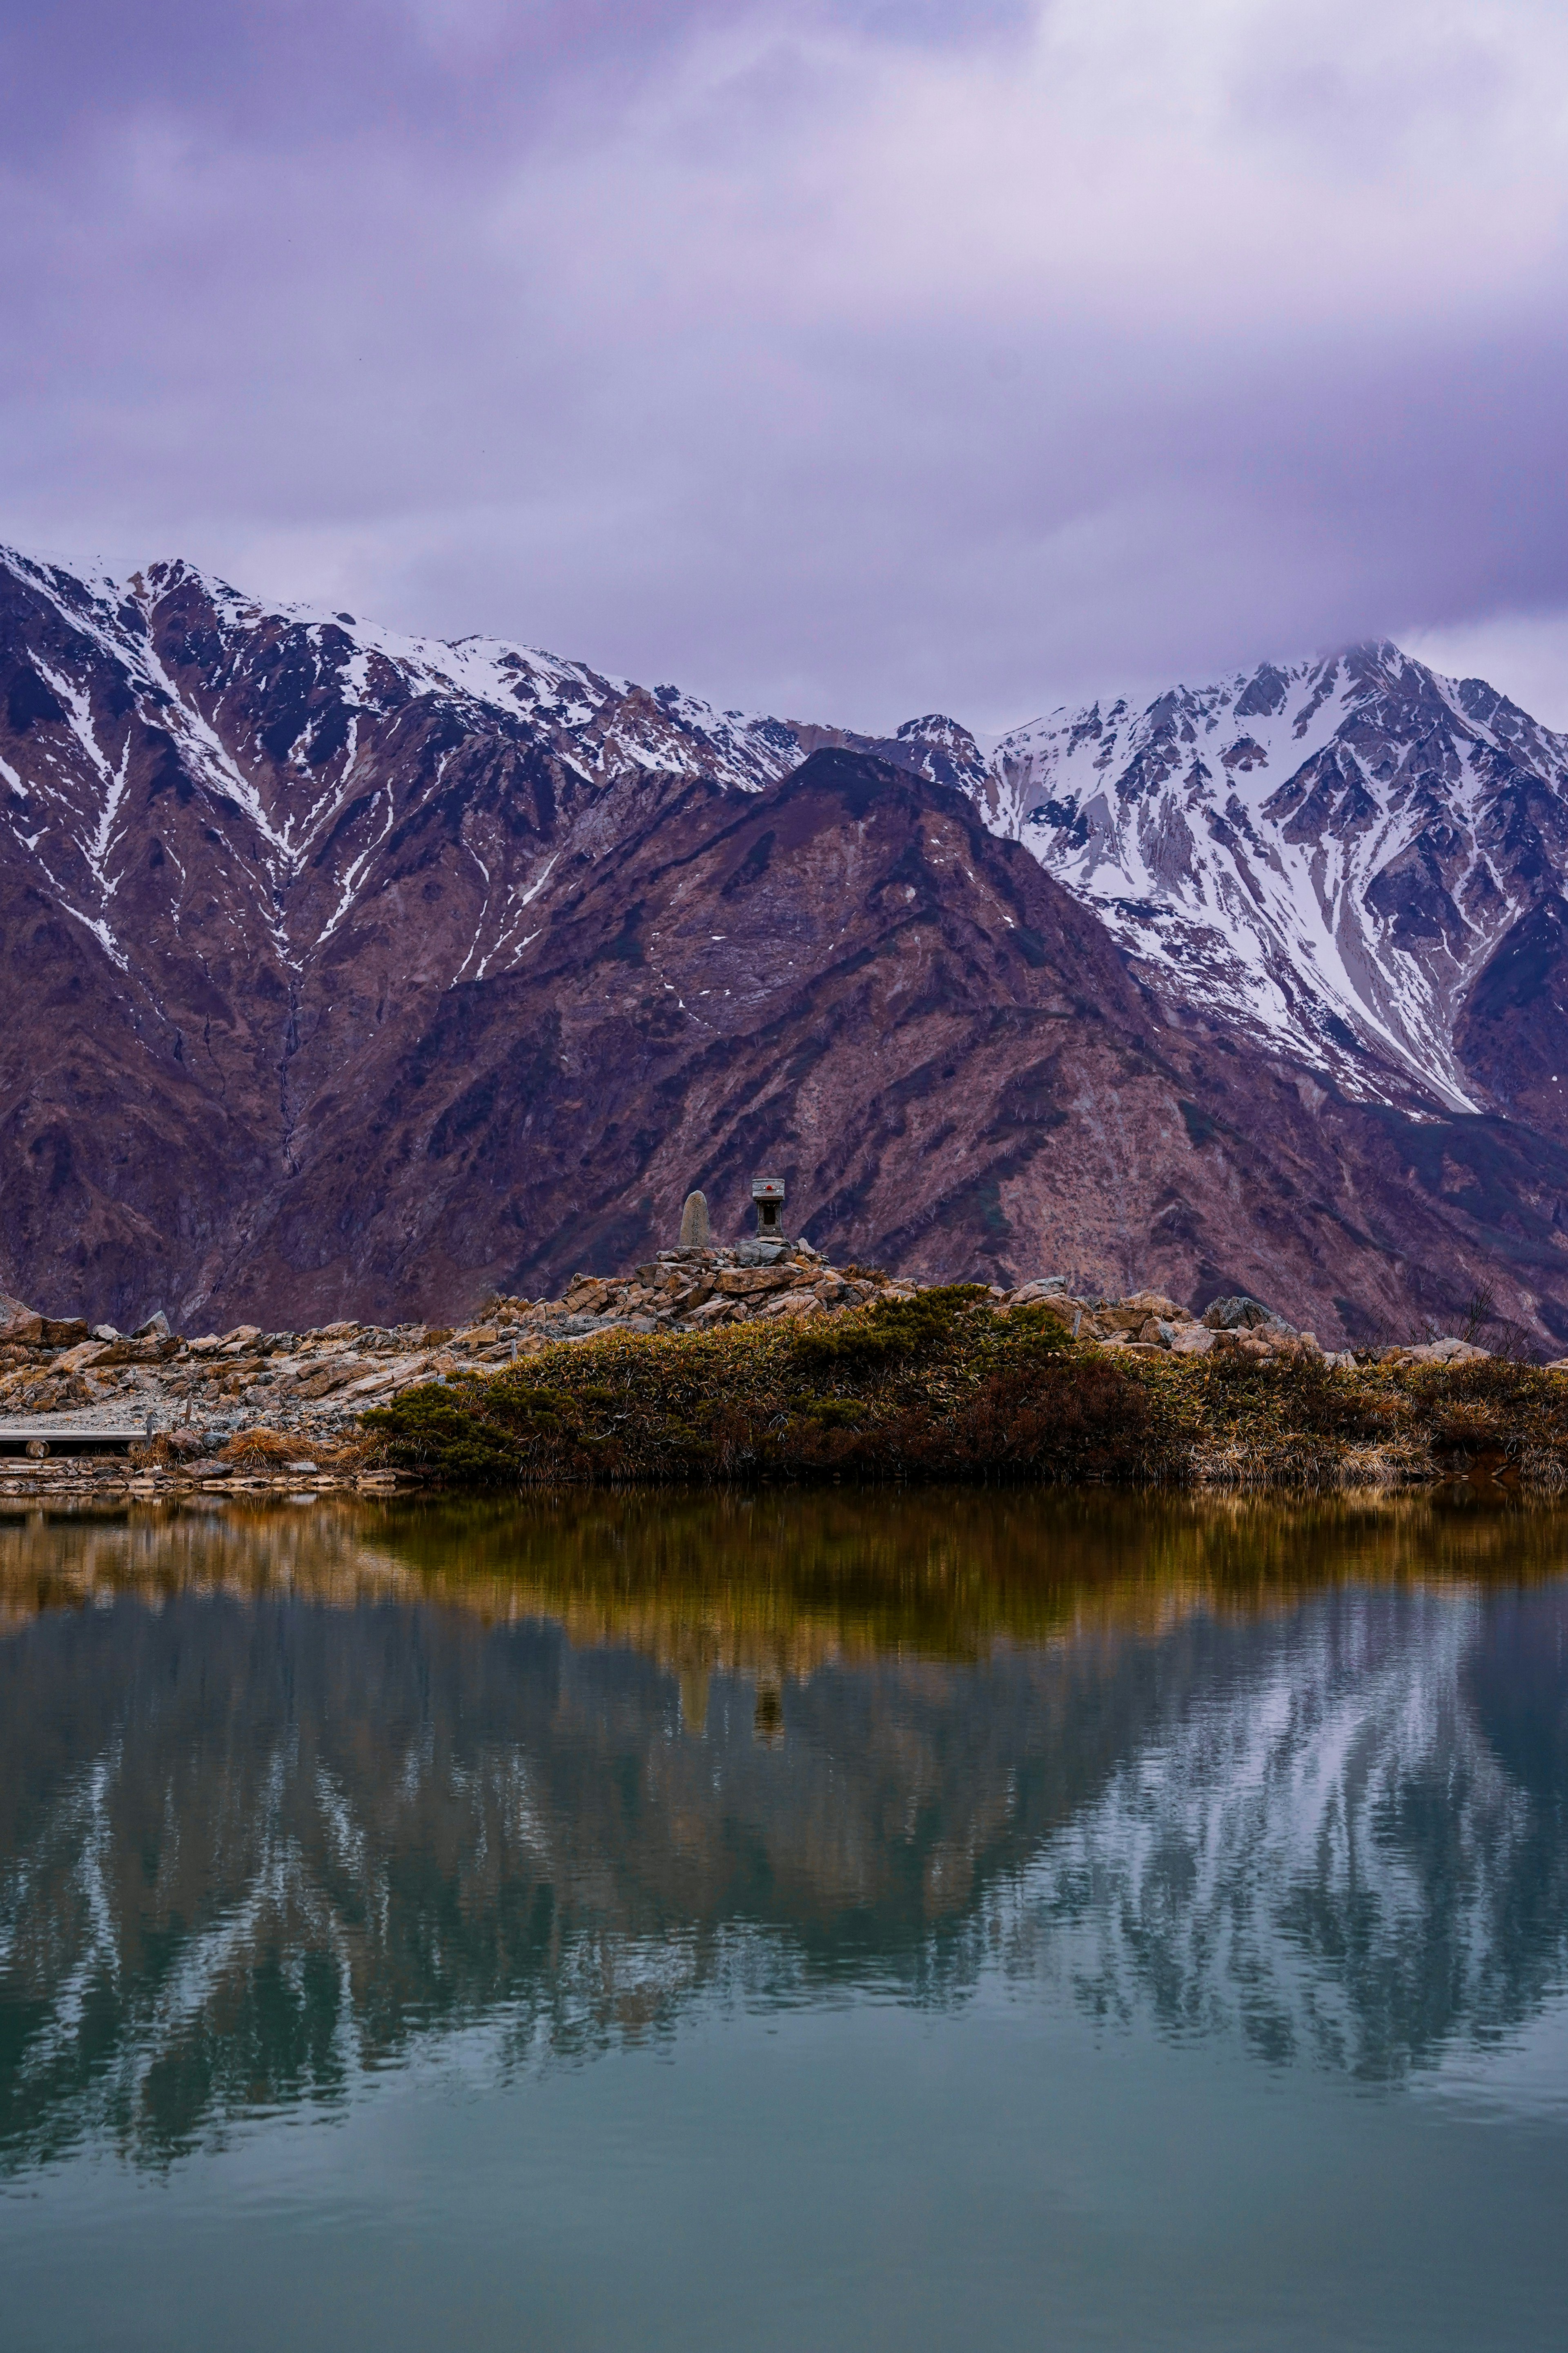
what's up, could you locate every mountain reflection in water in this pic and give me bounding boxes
[2,1490,1566,2172]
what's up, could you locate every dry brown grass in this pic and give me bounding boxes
[215,1427,372,1473]
[217,1427,301,1469]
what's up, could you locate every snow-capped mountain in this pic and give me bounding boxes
[0,546,801,986]
[978,645,1568,1115]
[7,541,1568,1343]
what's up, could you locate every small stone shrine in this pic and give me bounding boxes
[752,1175,786,1238]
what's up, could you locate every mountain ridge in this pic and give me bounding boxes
[6,542,1568,1346]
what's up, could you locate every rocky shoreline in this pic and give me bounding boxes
[0,1248,1541,1500]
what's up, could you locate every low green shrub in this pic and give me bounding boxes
[361,1298,1169,1490]
[357,1313,1568,1493]
[361,1386,527,1485]
[791,1284,993,1372]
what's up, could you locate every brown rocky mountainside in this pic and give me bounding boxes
[6,547,1568,1349]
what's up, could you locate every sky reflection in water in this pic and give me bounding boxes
[2,1490,1566,2352]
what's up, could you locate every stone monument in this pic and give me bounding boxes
[678,1190,711,1247]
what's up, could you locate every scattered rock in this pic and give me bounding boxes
[1382,1337,1492,1366]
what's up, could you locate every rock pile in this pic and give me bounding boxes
[495,1258,1351,1356]
[499,1240,915,1341]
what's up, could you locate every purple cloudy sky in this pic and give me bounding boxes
[3,0,1567,729]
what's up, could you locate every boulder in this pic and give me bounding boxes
[132,1310,172,1341]
[98,1334,180,1366]
[0,1293,43,1345]
[1203,1295,1296,1334]
[670,1280,716,1314]
[1209,1324,1321,1362]
[686,1298,739,1325]
[40,1317,90,1346]
[758,1290,824,1319]
[734,1240,789,1268]
[715,1268,794,1297]
[1168,1324,1216,1356]
[1124,1290,1187,1320]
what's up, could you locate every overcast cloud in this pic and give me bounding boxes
[2,0,1567,729]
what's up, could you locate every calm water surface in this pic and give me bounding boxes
[2,1490,1567,2351]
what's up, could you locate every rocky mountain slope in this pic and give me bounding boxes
[6,545,1568,1348]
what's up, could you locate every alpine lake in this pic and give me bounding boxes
[3,1487,1567,2352]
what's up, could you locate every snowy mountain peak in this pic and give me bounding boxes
[980,644,1568,1111]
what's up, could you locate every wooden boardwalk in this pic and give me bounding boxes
[0,1418,151,1456]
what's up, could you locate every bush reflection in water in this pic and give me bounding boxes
[2,1489,1566,2170]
